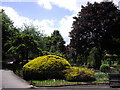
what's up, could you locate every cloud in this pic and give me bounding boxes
[37,0,52,10]
[37,0,83,13]
[33,19,57,36]
[1,6,56,35]
[1,6,74,45]
[37,0,119,12]
[1,6,32,28]
[58,14,77,45]
[1,0,38,2]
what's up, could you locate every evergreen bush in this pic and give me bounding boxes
[23,55,71,80]
[63,67,95,82]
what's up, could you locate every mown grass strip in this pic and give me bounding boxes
[32,79,109,86]
[32,80,87,85]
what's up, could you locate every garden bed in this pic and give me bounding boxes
[28,71,109,87]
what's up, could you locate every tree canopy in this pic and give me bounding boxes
[2,10,66,66]
[2,1,120,69]
[2,10,20,60]
[44,30,66,54]
[69,2,120,68]
[2,10,42,64]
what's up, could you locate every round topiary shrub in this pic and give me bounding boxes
[23,55,71,80]
[63,67,95,82]
[100,64,110,73]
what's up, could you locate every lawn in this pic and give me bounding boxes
[31,72,109,86]
[32,80,87,86]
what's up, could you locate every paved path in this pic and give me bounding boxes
[1,70,31,88]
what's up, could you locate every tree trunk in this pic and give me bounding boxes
[94,47,102,70]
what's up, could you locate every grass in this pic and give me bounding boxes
[32,72,109,86]
[32,78,108,86]
[32,80,87,85]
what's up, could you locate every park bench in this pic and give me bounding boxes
[108,73,120,88]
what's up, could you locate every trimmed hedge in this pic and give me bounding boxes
[63,67,95,82]
[23,55,71,80]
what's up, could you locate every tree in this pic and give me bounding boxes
[22,24,45,50]
[7,34,42,64]
[2,10,42,65]
[87,47,102,68]
[2,10,19,60]
[44,30,66,54]
[69,2,120,69]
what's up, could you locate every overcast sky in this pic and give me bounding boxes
[0,0,119,45]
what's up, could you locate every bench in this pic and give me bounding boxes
[108,73,120,88]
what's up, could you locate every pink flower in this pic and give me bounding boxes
[110,67,115,69]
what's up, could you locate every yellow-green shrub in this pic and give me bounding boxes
[23,55,71,80]
[63,67,95,82]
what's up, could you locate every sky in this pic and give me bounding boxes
[0,0,120,45]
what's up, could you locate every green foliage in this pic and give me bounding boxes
[7,34,42,63]
[63,67,95,82]
[44,30,66,53]
[94,72,108,83]
[32,80,78,85]
[2,10,44,65]
[2,10,20,60]
[69,1,120,68]
[42,51,63,57]
[22,24,45,50]
[100,64,110,73]
[94,72,108,78]
[23,55,71,80]
[87,47,102,69]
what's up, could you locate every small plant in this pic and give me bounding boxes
[94,72,109,83]
[100,64,110,73]
[63,67,96,82]
[94,72,108,78]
